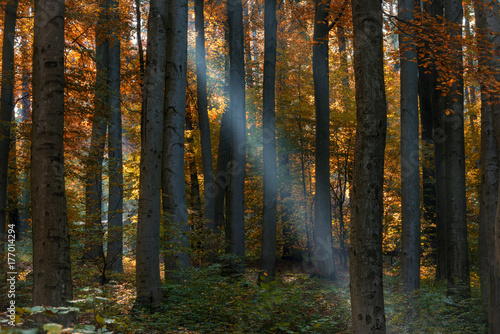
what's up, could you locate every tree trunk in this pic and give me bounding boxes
[32,0,73,320]
[312,0,335,281]
[135,0,145,80]
[399,0,420,292]
[443,0,470,298]
[475,0,500,330]
[226,0,246,272]
[417,32,437,265]
[0,0,19,254]
[163,0,190,273]
[135,0,167,307]
[107,0,124,273]
[349,0,387,331]
[259,0,278,283]
[195,0,215,227]
[84,0,108,263]
[214,109,231,233]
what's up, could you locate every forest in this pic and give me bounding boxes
[0,0,500,332]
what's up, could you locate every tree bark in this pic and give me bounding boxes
[107,0,124,273]
[84,0,108,263]
[349,0,387,331]
[443,0,470,298]
[32,0,73,319]
[0,0,19,254]
[259,0,278,283]
[312,0,335,281]
[163,0,190,273]
[195,0,215,227]
[226,0,246,272]
[135,0,167,307]
[399,0,420,292]
[475,0,500,330]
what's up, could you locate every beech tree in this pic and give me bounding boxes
[475,0,500,330]
[195,0,215,227]
[399,0,420,292]
[84,0,108,264]
[107,0,124,273]
[163,0,190,272]
[443,0,470,298]
[312,0,335,281]
[0,0,19,254]
[259,0,278,283]
[32,0,73,318]
[135,0,167,307]
[227,0,246,271]
[349,0,387,331]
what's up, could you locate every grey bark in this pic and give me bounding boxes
[0,0,19,254]
[214,109,231,232]
[475,0,500,330]
[195,0,215,227]
[135,0,145,79]
[163,0,190,272]
[32,0,74,319]
[259,0,278,283]
[135,0,167,307]
[226,0,246,272]
[312,0,335,281]
[84,0,108,263]
[399,0,420,292]
[107,0,124,273]
[349,0,387,331]
[444,0,470,298]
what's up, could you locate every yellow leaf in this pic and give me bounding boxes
[96,314,105,325]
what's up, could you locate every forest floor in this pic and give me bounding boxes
[0,253,489,333]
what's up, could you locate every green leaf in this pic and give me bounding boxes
[43,323,63,333]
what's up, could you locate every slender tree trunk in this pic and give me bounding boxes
[186,112,202,212]
[444,0,470,298]
[84,0,108,263]
[475,0,500,330]
[32,0,73,321]
[417,33,437,265]
[480,92,500,333]
[349,0,387,331]
[259,0,278,283]
[107,0,124,273]
[135,0,145,80]
[195,0,215,227]
[214,109,231,232]
[226,0,246,272]
[312,0,335,281]
[163,0,190,273]
[0,0,19,254]
[17,35,31,240]
[423,0,448,280]
[135,0,167,307]
[399,0,420,292]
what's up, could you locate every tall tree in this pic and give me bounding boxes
[107,0,124,273]
[349,0,387,331]
[32,0,73,317]
[443,0,470,298]
[84,0,108,263]
[475,0,500,330]
[259,0,278,283]
[163,0,190,272]
[195,0,215,227]
[226,0,246,272]
[399,0,420,292]
[0,0,19,254]
[312,0,335,281]
[135,0,167,307]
